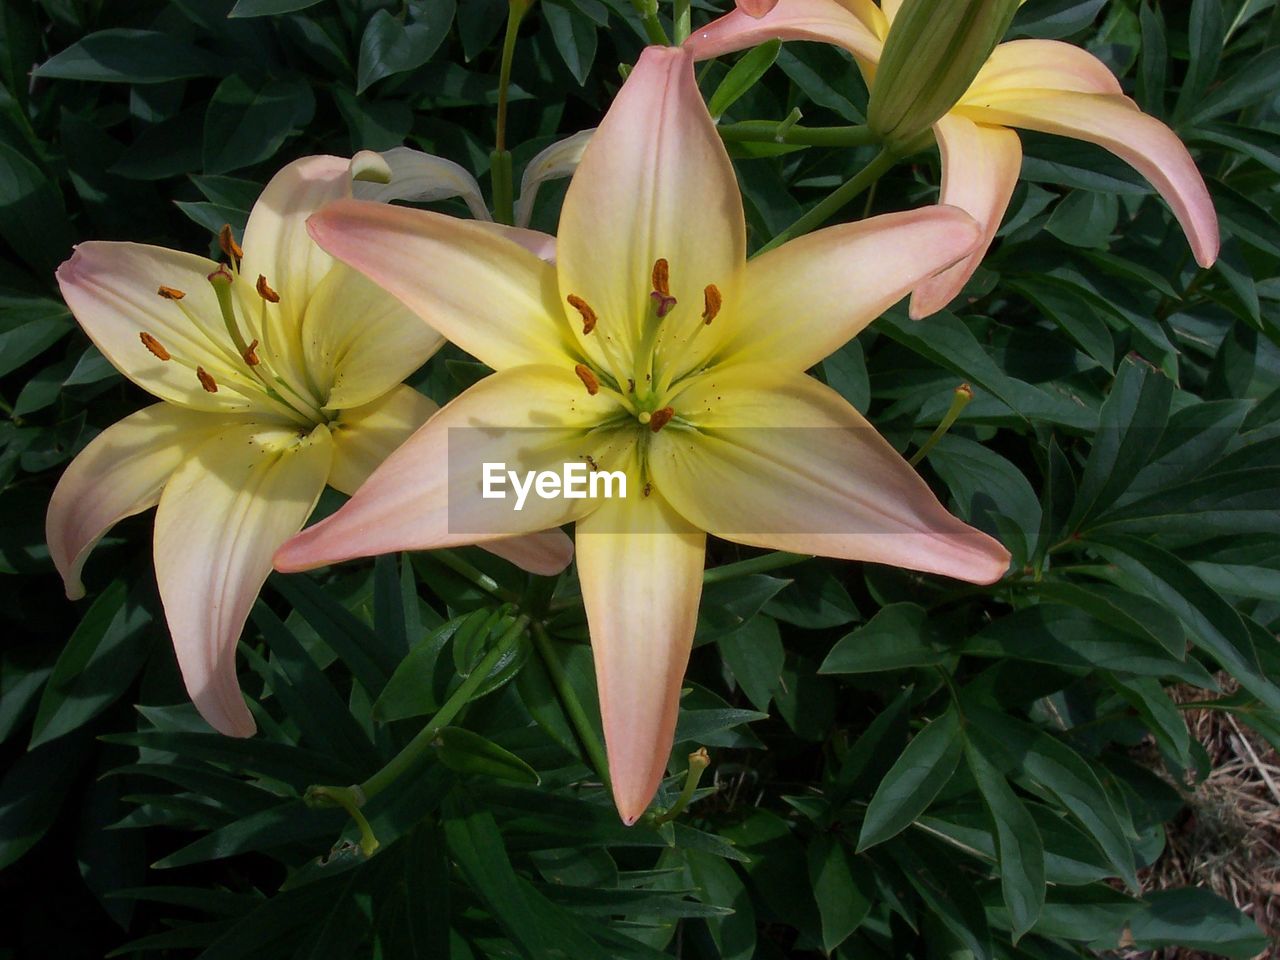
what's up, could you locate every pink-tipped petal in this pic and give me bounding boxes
[273,365,617,573]
[482,529,575,577]
[686,0,885,62]
[959,92,1219,267]
[56,243,261,412]
[46,403,234,600]
[738,0,779,16]
[963,39,1123,101]
[654,366,1010,583]
[577,486,706,824]
[910,116,1022,319]
[557,46,745,383]
[719,207,981,369]
[307,200,575,371]
[154,422,333,737]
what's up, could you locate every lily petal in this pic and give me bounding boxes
[56,242,264,412]
[307,200,576,371]
[274,365,616,573]
[654,366,1010,583]
[302,264,444,411]
[328,384,438,496]
[47,403,234,600]
[154,422,333,737]
[556,46,745,382]
[514,128,595,229]
[355,146,491,222]
[910,115,1022,318]
[686,0,885,62]
[959,92,1219,266]
[718,207,981,370]
[963,39,1122,100]
[577,483,706,825]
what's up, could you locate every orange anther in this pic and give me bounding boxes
[574,363,600,396]
[648,407,674,433]
[651,258,670,297]
[255,275,280,303]
[156,285,186,300]
[219,224,243,263]
[702,284,722,324]
[243,338,261,366]
[567,294,597,335]
[196,367,218,393]
[139,332,170,361]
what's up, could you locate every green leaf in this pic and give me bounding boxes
[964,737,1045,943]
[820,603,949,674]
[375,613,477,722]
[1174,0,1225,121]
[203,75,314,175]
[29,580,152,747]
[717,615,784,711]
[708,39,781,119]
[807,835,869,951]
[1127,888,1266,958]
[543,1,597,86]
[0,144,73,276]
[356,0,456,94]
[33,29,219,83]
[435,726,540,784]
[0,736,81,869]
[761,565,859,628]
[686,850,756,960]
[229,0,324,15]
[857,704,962,851]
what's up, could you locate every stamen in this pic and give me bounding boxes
[566,294,597,335]
[702,284,722,325]
[139,332,170,361]
[219,224,243,266]
[243,339,261,366]
[648,407,674,433]
[643,482,652,498]
[651,258,670,297]
[196,367,218,393]
[256,275,280,303]
[156,285,186,300]
[574,364,599,396]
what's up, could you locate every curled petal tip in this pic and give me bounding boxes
[737,0,780,16]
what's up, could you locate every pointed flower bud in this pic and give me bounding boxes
[867,0,1020,149]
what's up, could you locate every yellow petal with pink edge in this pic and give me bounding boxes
[307,200,575,371]
[652,366,1010,583]
[910,115,1022,318]
[577,479,706,825]
[962,39,1122,101]
[328,384,438,496]
[556,46,745,383]
[56,242,265,413]
[715,207,980,370]
[687,0,886,61]
[154,421,333,738]
[46,403,238,600]
[958,91,1219,266]
[274,365,618,574]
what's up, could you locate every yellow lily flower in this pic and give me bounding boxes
[47,151,572,739]
[687,0,1220,317]
[274,46,1010,823]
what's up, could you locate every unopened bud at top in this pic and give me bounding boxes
[867,0,1019,149]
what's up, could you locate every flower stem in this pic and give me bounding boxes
[757,148,896,254]
[703,550,809,584]
[433,548,520,604]
[652,748,710,825]
[307,613,530,852]
[908,383,974,467]
[532,623,611,789]
[492,2,524,224]
[718,121,876,148]
[672,0,691,44]
[631,0,670,44]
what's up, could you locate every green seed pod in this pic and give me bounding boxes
[867,0,1020,148]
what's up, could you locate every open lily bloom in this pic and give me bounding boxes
[274,46,1010,823]
[686,0,1220,317]
[48,151,573,740]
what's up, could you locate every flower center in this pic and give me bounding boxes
[137,225,325,426]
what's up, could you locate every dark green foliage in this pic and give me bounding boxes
[2,1,1278,957]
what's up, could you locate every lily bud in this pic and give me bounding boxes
[867,0,1019,149]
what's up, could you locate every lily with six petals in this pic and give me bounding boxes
[275,46,1010,823]
[686,0,1220,317]
[48,152,572,740]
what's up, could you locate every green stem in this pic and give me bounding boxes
[434,549,520,603]
[757,148,896,254]
[672,0,691,44]
[492,2,523,224]
[532,623,611,789]
[908,383,973,467]
[652,748,710,825]
[718,121,876,148]
[703,550,809,585]
[358,614,530,800]
[630,0,670,44]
